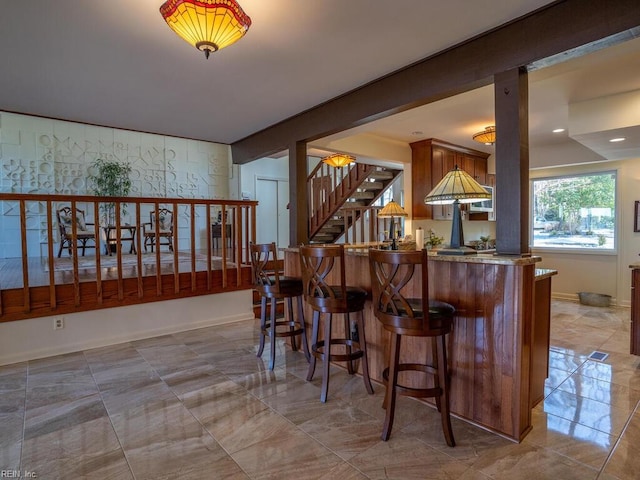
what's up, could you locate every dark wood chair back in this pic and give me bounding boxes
[143,208,174,252]
[369,248,452,336]
[55,206,96,257]
[299,244,360,314]
[249,242,302,298]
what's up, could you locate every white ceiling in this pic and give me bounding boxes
[0,1,638,165]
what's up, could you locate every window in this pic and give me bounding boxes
[532,171,616,250]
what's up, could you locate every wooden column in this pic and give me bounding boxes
[495,67,529,255]
[289,141,309,246]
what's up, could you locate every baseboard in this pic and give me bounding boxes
[551,292,627,308]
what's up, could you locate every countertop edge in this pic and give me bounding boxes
[535,268,558,280]
[284,246,541,266]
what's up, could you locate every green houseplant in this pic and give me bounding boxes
[88,159,132,226]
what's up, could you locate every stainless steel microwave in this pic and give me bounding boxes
[469,185,494,213]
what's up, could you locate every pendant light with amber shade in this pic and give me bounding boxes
[322,153,355,168]
[160,0,252,59]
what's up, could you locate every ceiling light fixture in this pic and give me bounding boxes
[472,126,496,145]
[609,137,626,142]
[552,128,566,133]
[160,0,252,59]
[322,153,355,168]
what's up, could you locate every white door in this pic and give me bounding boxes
[256,177,289,254]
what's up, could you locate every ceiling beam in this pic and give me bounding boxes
[231,0,640,164]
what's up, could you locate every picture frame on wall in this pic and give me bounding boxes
[635,201,640,232]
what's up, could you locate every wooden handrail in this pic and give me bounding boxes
[0,193,258,322]
[308,162,375,238]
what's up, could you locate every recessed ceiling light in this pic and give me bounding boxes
[552,128,565,133]
[609,137,626,142]
[411,131,424,136]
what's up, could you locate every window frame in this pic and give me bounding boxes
[530,169,618,255]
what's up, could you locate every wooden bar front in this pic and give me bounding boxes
[285,248,542,442]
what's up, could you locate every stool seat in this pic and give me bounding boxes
[380,299,454,336]
[369,248,456,447]
[300,244,374,403]
[261,276,304,296]
[310,286,367,313]
[250,242,310,370]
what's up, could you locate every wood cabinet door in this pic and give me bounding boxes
[410,141,433,219]
[431,147,455,220]
[632,269,640,355]
[411,139,490,221]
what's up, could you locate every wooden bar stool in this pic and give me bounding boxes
[250,242,310,370]
[369,248,456,446]
[299,244,374,402]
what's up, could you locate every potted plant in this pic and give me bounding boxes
[88,158,132,226]
[425,229,444,250]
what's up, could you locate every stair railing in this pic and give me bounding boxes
[339,206,391,244]
[307,160,374,238]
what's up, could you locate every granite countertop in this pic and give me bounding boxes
[285,244,541,266]
[535,268,558,280]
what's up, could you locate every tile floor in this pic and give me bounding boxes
[1,300,639,479]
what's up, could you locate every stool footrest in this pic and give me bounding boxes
[262,320,305,338]
[382,364,443,399]
[312,339,365,363]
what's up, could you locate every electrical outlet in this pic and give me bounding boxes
[53,316,64,330]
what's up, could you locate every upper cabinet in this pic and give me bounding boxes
[410,138,490,220]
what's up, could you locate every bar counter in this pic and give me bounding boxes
[284,246,556,442]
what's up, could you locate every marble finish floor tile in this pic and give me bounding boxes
[3,301,640,479]
[525,408,615,469]
[110,399,247,480]
[600,407,640,480]
[543,389,630,436]
[21,415,133,480]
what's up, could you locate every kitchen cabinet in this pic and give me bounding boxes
[411,138,489,219]
[530,269,557,407]
[631,266,640,355]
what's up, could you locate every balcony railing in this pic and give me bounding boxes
[0,193,257,322]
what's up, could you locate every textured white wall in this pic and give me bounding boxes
[0,111,231,257]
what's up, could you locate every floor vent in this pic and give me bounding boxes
[588,351,609,362]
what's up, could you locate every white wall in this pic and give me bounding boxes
[0,290,253,366]
[531,157,640,306]
[239,156,290,249]
[0,111,232,257]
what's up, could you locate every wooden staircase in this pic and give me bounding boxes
[308,162,402,244]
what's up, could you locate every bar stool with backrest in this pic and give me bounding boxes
[369,248,456,446]
[299,244,374,402]
[250,242,310,370]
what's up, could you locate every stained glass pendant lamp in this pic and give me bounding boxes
[160,0,252,59]
[322,153,355,168]
[472,126,496,145]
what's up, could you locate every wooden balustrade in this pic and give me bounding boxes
[0,193,257,322]
[339,206,395,245]
[307,161,375,237]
